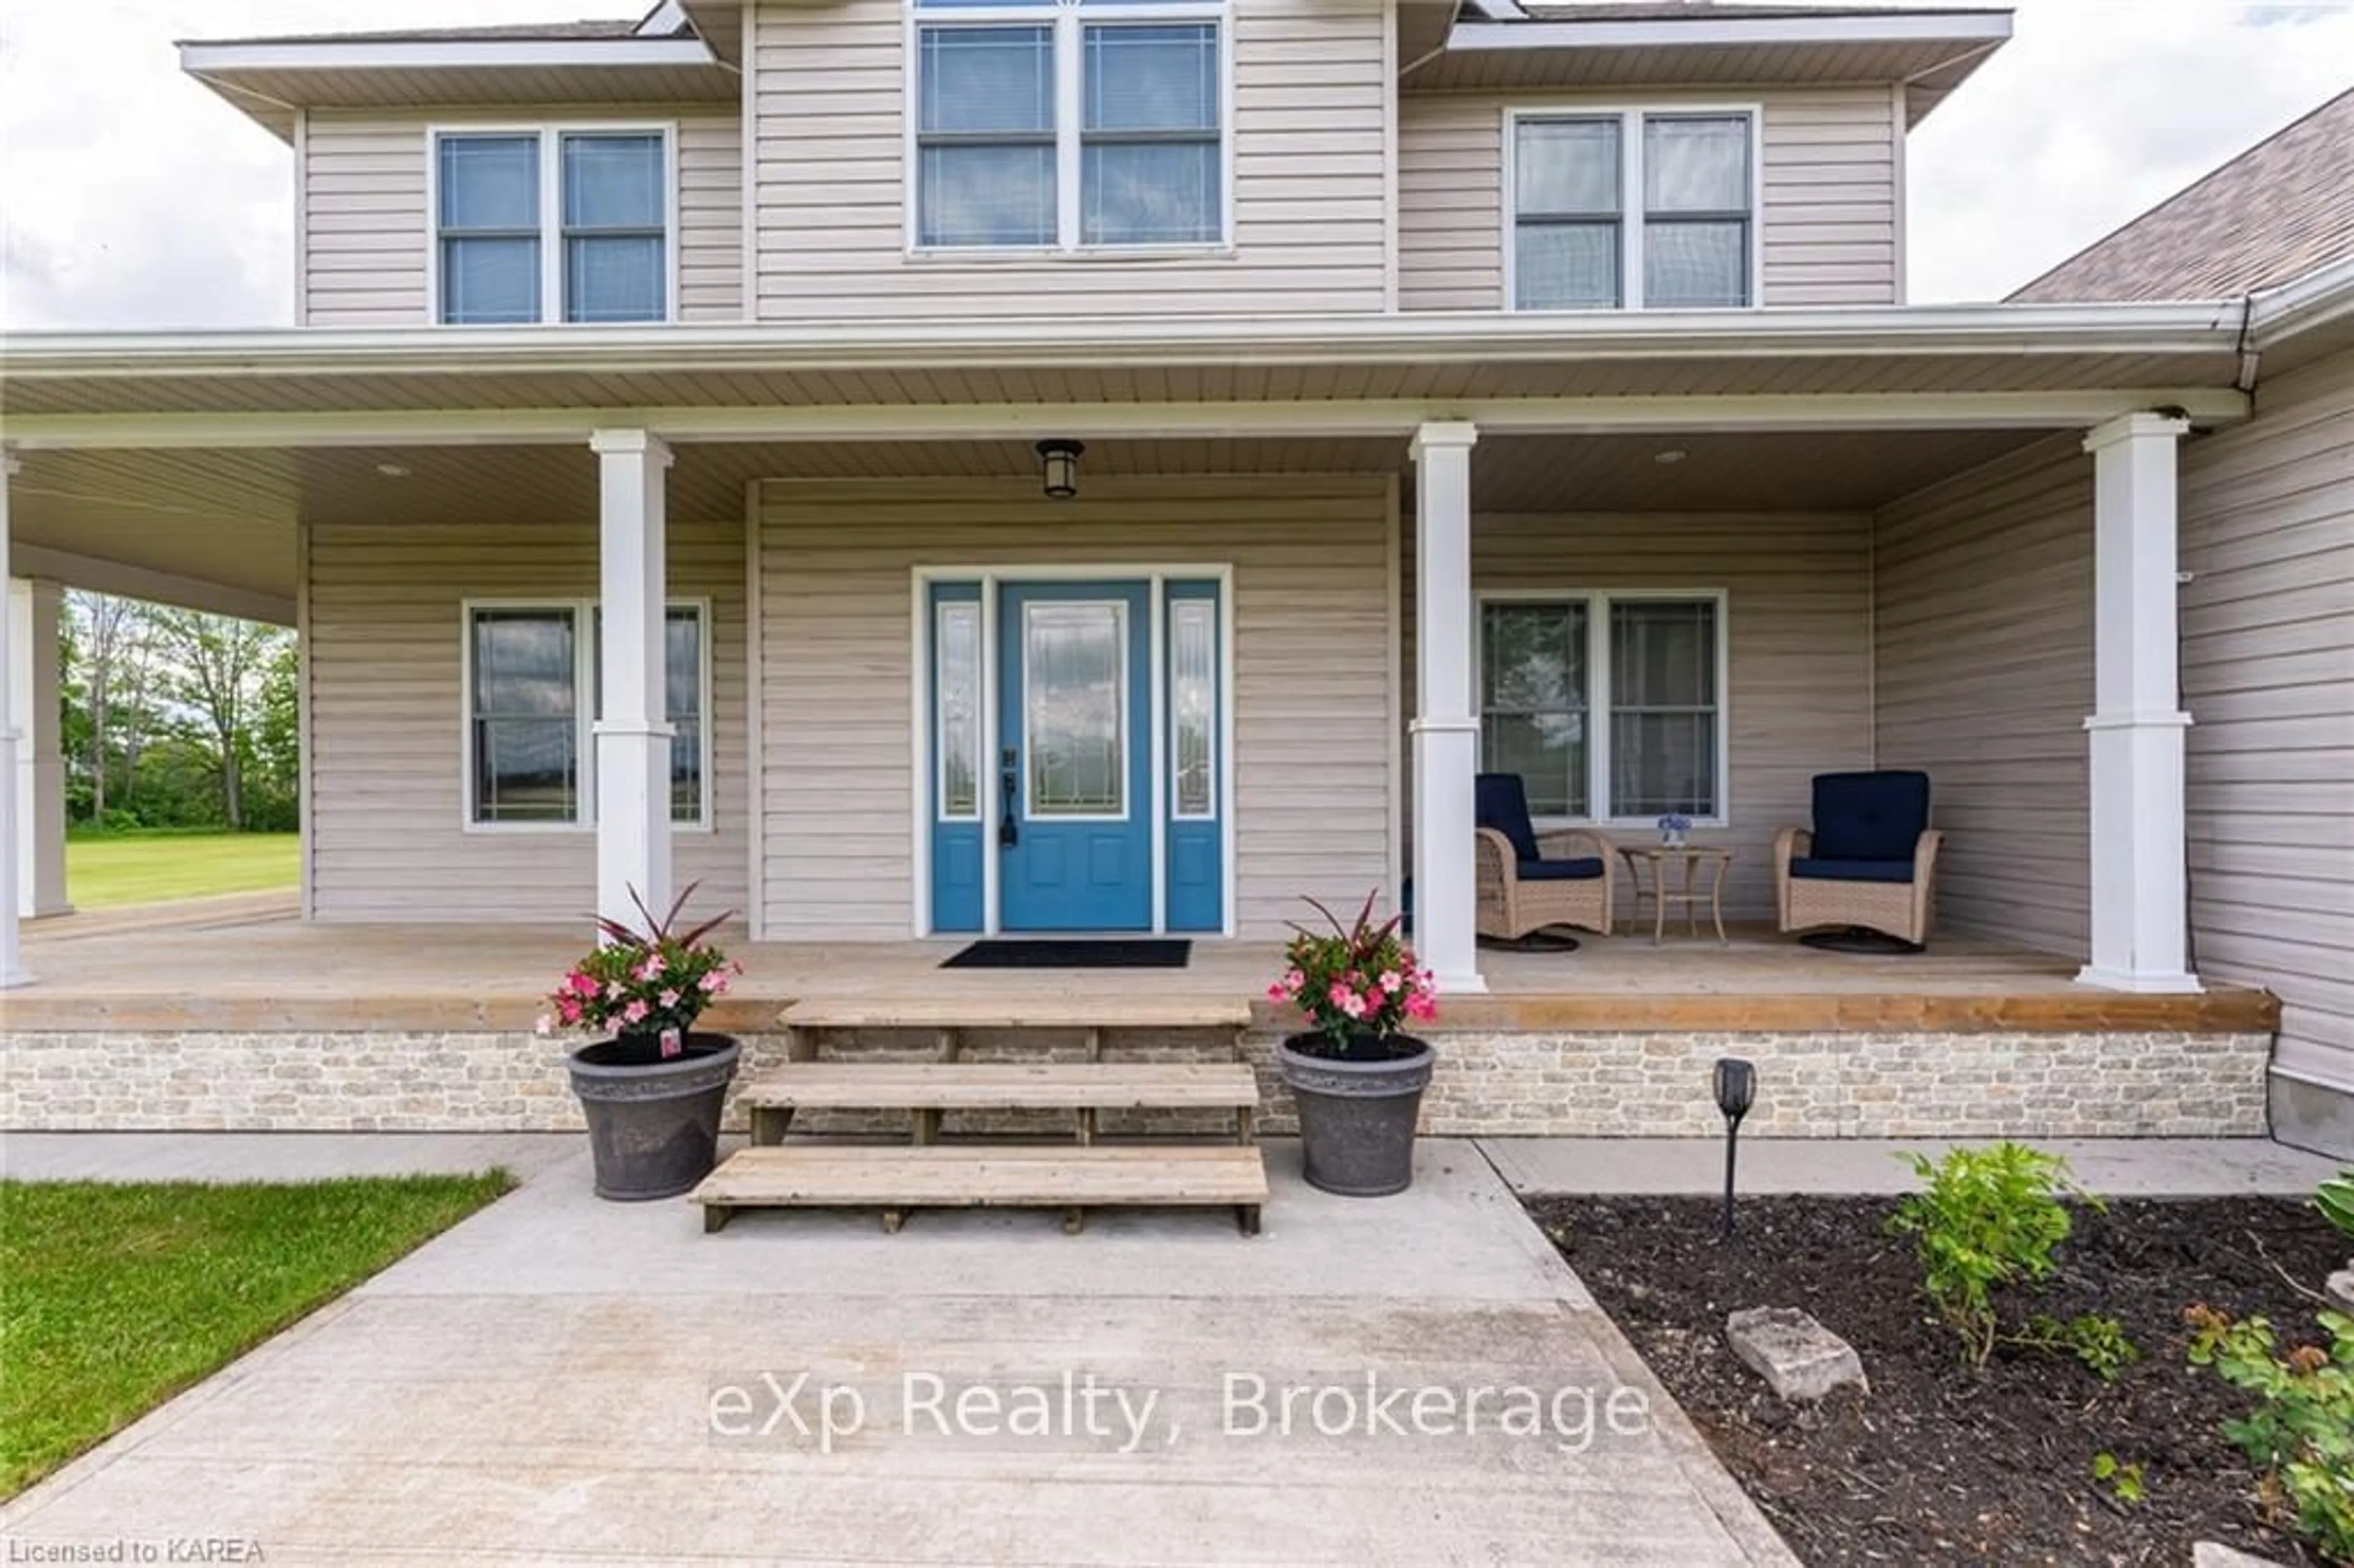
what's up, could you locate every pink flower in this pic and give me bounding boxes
[658,989,680,1009]
[605,981,626,1002]
[1404,992,1437,1022]
[634,956,664,984]
[1379,970,1403,994]
[708,973,730,995]
[698,971,725,993]
[1282,969,1305,994]
[1266,983,1290,1003]
[567,971,598,998]
[1327,981,1354,1011]
[533,1014,554,1036]
[555,997,581,1024]
[622,999,650,1026]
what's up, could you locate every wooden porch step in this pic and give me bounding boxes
[739,1061,1260,1113]
[778,997,1252,1032]
[693,1144,1269,1234]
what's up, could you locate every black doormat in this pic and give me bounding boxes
[942,938,1192,970]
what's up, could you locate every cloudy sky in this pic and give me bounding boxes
[1,0,2349,330]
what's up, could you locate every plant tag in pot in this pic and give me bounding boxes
[661,1028,684,1060]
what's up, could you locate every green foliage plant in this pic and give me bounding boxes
[2185,1304,2354,1562]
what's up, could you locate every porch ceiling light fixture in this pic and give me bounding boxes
[374,462,412,478]
[1713,1056,1757,1241]
[1037,438,1084,501]
[1652,448,1688,466]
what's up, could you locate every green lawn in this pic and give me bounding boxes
[0,1173,512,1497]
[65,831,300,909]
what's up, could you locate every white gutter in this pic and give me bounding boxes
[2245,253,2354,349]
[0,302,2245,381]
[176,37,718,74]
[1444,9,2013,52]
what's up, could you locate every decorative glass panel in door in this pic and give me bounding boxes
[998,582,1152,931]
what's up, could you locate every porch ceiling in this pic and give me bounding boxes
[4,426,2065,613]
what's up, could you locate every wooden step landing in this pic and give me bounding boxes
[693,1145,1268,1235]
[741,1062,1260,1113]
[778,997,1252,1032]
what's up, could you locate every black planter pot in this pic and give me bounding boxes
[566,1032,741,1201]
[1274,1032,1435,1197]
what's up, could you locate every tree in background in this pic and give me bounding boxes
[59,593,297,832]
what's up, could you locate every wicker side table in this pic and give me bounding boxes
[1615,844,1735,946]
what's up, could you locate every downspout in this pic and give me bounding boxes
[2231,292,2262,393]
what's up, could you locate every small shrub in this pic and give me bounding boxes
[1886,1142,2108,1369]
[2090,1451,2147,1507]
[2319,1170,2354,1243]
[2022,1312,2143,1382]
[2185,1304,2354,1564]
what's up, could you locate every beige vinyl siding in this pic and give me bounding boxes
[1396,87,1902,311]
[299,108,744,328]
[757,477,1394,938]
[748,0,1387,320]
[2181,348,2354,1095]
[1402,511,1875,921]
[306,518,749,921]
[1872,436,2092,956]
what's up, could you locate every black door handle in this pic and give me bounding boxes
[999,761,1019,848]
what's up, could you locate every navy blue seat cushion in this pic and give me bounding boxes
[1474,773,1544,864]
[1789,856,1916,884]
[1517,857,1606,882]
[1811,771,1930,862]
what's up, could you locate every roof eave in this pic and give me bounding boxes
[1444,10,2014,53]
[0,300,2247,383]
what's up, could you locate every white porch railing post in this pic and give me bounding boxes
[1410,421,1485,996]
[0,452,28,986]
[2078,411,2198,994]
[590,429,675,935]
[12,578,71,919]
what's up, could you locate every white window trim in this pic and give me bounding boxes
[901,0,1236,259]
[425,122,681,327]
[460,596,713,833]
[1501,103,1764,313]
[1475,587,1732,829]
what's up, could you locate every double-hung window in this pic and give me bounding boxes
[435,127,673,324]
[912,0,1227,252]
[466,601,709,827]
[1510,108,1756,310]
[1478,593,1725,823]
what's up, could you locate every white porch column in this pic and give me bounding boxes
[0,454,28,986]
[590,430,674,934]
[1410,421,1485,995]
[12,579,71,919]
[2078,411,2198,993]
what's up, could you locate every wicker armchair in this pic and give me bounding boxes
[1474,773,1616,942]
[1773,770,1943,949]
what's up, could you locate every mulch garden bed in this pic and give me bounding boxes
[1529,1193,2348,1566]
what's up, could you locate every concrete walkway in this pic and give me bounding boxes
[1484,1136,2343,1198]
[0,1137,1793,1567]
[1,1130,584,1184]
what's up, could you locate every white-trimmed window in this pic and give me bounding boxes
[465,600,709,827]
[1509,108,1757,311]
[910,0,1227,252]
[1478,592,1726,823]
[434,127,674,324]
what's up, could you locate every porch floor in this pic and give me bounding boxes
[6,913,2275,1035]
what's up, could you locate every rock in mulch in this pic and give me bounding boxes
[2195,1542,2287,1567]
[2327,1265,2354,1314]
[1724,1305,1867,1401]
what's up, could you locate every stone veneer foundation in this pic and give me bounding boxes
[1,1027,2273,1140]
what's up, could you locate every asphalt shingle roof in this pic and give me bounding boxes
[2011,87,2354,303]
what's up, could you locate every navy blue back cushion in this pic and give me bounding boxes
[1475,773,1543,864]
[1811,771,1930,862]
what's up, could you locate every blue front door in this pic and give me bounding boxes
[998,581,1153,932]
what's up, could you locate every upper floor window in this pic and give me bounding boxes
[1509,108,1756,311]
[912,0,1227,252]
[435,127,673,325]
